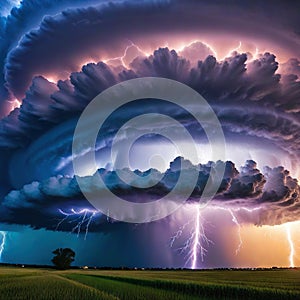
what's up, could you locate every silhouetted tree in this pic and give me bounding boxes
[51,248,75,270]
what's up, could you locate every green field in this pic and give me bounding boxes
[0,267,299,299]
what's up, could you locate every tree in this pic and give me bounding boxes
[51,248,75,270]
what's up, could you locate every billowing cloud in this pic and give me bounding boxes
[1,0,300,269]
[2,157,300,231]
[0,0,109,115]
[1,47,300,182]
[1,0,300,104]
[3,1,171,99]
[223,160,265,199]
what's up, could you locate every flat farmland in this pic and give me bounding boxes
[0,267,299,299]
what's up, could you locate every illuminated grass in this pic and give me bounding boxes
[64,274,204,300]
[65,272,299,300]
[0,270,116,300]
[66,269,300,300]
[73,269,300,293]
[0,267,299,300]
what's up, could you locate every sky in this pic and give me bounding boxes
[0,0,300,269]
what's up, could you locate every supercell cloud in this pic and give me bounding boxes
[0,0,300,267]
[2,158,300,229]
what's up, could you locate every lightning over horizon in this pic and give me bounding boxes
[0,231,6,262]
[0,0,300,269]
[286,224,295,268]
[170,204,213,269]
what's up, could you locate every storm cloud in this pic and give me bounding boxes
[1,44,300,231]
[2,157,300,231]
[1,48,300,174]
[1,0,300,102]
[1,0,300,268]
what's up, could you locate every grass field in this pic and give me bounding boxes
[0,267,299,299]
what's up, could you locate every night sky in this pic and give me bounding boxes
[0,0,300,269]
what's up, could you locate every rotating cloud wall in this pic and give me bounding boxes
[0,0,300,268]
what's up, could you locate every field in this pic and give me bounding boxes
[0,267,299,299]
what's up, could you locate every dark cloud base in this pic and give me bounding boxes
[2,157,300,231]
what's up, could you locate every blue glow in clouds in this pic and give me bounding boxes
[0,0,21,17]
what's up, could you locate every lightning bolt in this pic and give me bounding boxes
[286,223,295,268]
[212,206,262,255]
[0,231,6,262]
[169,219,192,248]
[227,209,242,255]
[210,206,243,255]
[170,204,213,269]
[79,39,262,74]
[57,208,100,240]
[221,41,242,60]
[170,205,262,269]
[103,40,149,68]
[191,205,206,269]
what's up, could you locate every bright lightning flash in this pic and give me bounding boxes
[0,231,6,262]
[191,205,211,269]
[286,223,295,268]
[170,204,213,269]
[103,40,149,68]
[101,39,261,71]
[170,205,262,269]
[211,206,261,255]
[7,98,21,113]
[57,208,100,240]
